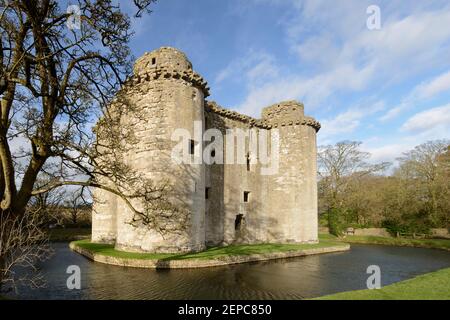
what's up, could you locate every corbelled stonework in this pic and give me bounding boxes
[131,47,210,97]
[92,47,320,253]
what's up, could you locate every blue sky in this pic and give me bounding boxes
[124,0,450,164]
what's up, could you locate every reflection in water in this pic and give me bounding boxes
[7,243,450,300]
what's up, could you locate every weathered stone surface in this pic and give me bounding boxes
[92,47,321,253]
[431,228,450,239]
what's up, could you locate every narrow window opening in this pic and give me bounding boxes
[235,214,244,231]
[211,149,216,158]
[205,187,210,199]
[243,191,250,203]
[152,57,156,65]
[189,139,195,155]
[246,153,251,171]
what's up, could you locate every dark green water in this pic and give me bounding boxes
[6,243,450,300]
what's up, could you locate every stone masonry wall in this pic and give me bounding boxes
[92,47,321,253]
[204,100,319,245]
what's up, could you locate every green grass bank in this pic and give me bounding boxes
[316,267,450,300]
[322,233,450,251]
[69,237,350,269]
[71,238,346,261]
[49,227,91,242]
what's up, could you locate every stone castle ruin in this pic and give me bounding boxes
[92,47,321,253]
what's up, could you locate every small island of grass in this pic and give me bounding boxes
[70,237,349,269]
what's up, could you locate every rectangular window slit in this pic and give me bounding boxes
[189,139,195,155]
[243,191,250,203]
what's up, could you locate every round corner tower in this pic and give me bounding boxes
[261,101,320,243]
[134,47,193,74]
[93,47,209,253]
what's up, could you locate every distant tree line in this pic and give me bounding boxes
[318,140,450,236]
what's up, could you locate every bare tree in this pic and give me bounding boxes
[64,187,88,225]
[0,0,159,217]
[0,209,52,292]
[396,140,450,227]
[318,141,390,209]
[29,170,67,226]
[0,0,166,291]
[318,141,390,235]
[317,140,450,235]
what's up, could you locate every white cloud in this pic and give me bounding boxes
[352,9,450,75]
[415,70,450,99]
[292,34,340,67]
[283,0,450,75]
[367,144,407,162]
[363,130,448,166]
[215,51,279,85]
[401,104,450,133]
[214,1,450,159]
[234,1,450,120]
[236,62,375,117]
[363,104,450,165]
[380,70,450,121]
[246,59,279,85]
[379,105,404,122]
[318,100,385,144]
[318,110,364,143]
[363,142,415,168]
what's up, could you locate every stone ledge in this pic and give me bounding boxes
[70,242,350,269]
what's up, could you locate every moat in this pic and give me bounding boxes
[7,243,450,300]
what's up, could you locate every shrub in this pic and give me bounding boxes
[328,208,346,237]
[382,218,431,236]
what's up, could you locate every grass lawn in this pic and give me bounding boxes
[49,227,91,242]
[334,234,450,251]
[72,238,346,261]
[316,267,450,300]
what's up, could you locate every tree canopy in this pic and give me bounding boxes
[0,0,157,217]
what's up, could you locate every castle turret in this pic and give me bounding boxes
[134,47,193,73]
[260,101,320,243]
[93,47,208,253]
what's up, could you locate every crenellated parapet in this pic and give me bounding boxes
[205,100,321,132]
[262,101,305,118]
[260,101,321,132]
[124,47,210,97]
[259,115,321,131]
[205,101,260,127]
[134,47,193,73]
[125,65,210,97]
